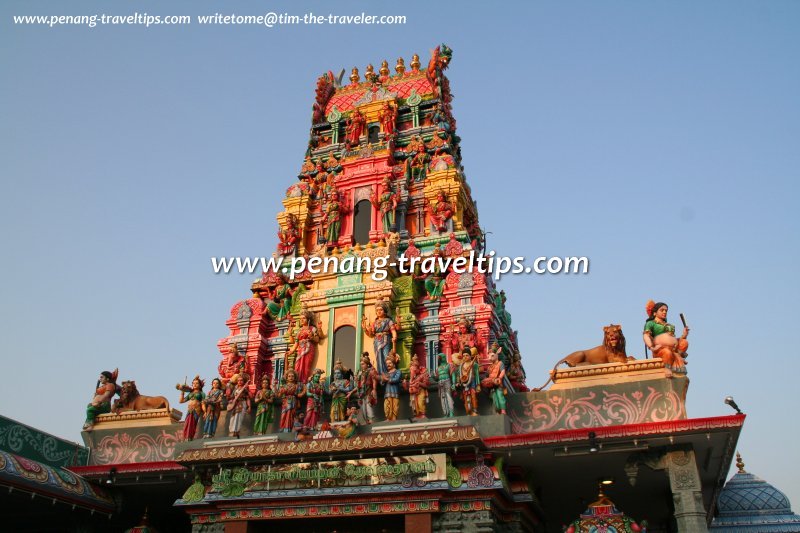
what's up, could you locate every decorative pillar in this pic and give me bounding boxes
[665,449,708,532]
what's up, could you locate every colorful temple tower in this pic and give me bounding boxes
[63,45,747,533]
[216,45,527,398]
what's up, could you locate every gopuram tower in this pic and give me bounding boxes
[216,45,528,396]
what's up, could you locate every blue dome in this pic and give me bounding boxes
[712,455,800,532]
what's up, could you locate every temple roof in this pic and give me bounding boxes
[711,453,800,532]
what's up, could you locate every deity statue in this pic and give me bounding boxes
[304,369,326,430]
[293,412,313,441]
[336,406,360,439]
[434,353,455,418]
[427,191,454,233]
[455,348,480,416]
[370,177,398,235]
[277,214,300,256]
[345,109,366,147]
[324,152,342,175]
[404,135,429,183]
[201,378,224,438]
[407,355,430,419]
[220,342,246,386]
[278,370,305,433]
[423,244,447,300]
[227,374,250,438]
[286,310,320,384]
[263,275,294,321]
[643,301,690,378]
[482,348,507,415]
[322,190,347,246]
[380,355,403,421]
[327,359,354,423]
[176,375,205,441]
[362,299,398,375]
[355,353,378,424]
[507,352,528,392]
[431,103,451,133]
[83,369,119,431]
[252,376,275,435]
[298,155,317,180]
[379,101,397,137]
[449,317,479,359]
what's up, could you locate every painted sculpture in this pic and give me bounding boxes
[428,191,454,233]
[83,369,119,431]
[327,359,354,423]
[345,109,365,147]
[482,348,507,415]
[176,376,205,441]
[304,369,325,430]
[455,349,480,416]
[370,176,398,235]
[114,380,169,414]
[563,325,630,367]
[379,101,397,137]
[355,354,379,424]
[322,190,347,245]
[381,356,403,421]
[644,300,689,378]
[336,406,359,439]
[202,378,224,438]
[435,353,455,418]
[404,135,429,183]
[263,275,294,321]
[277,214,300,256]
[278,370,305,433]
[407,355,430,419]
[227,374,250,438]
[362,299,398,374]
[286,310,320,384]
[252,376,275,436]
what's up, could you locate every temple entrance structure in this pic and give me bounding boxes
[64,46,745,532]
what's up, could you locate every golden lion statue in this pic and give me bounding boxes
[113,380,170,414]
[563,324,633,366]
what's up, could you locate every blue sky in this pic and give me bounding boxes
[2,0,798,506]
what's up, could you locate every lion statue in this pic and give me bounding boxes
[113,380,170,414]
[562,324,633,367]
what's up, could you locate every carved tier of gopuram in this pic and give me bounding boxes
[68,47,744,533]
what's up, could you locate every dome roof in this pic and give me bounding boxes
[712,453,800,532]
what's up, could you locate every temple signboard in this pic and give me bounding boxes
[211,453,446,496]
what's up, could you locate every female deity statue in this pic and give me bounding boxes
[643,301,690,378]
[336,406,360,439]
[362,299,398,375]
[345,110,365,147]
[404,135,430,183]
[227,374,250,438]
[434,353,455,418]
[201,378,224,438]
[277,215,300,256]
[323,191,347,246]
[263,275,293,321]
[407,355,430,419]
[83,369,119,431]
[427,191,454,233]
[286,310,320,384]
[369,177,398,235]
[176,376,205,441]
[327,360,354,423]
[380,356,403,421]
[355,354,378,424]
[304,369,325,430]
[252,376,275,435]
[278,370,305,433]
[482,348,507,415]
[455,349,480,416]
[379,101,397,137]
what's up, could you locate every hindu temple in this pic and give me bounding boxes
[0,45,766,532]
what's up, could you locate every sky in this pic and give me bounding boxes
[2,0,798,509]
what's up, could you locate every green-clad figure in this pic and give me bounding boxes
[482,347,507,414]
[264,276,293,321]
[252,376,275,435]
[435,353,455,417]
